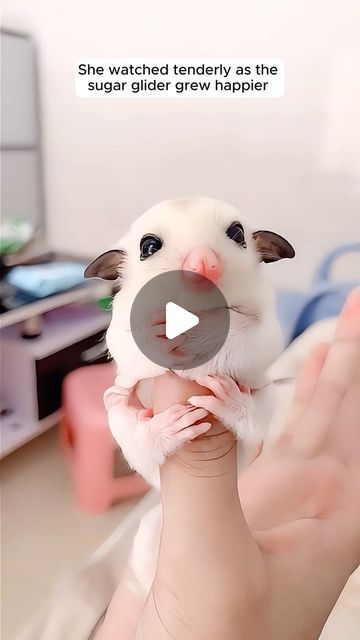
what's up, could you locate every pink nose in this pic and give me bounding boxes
[182,247,222,282]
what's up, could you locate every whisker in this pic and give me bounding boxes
[226,306,259,321]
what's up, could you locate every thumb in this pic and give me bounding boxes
[152,373,260,609]
[152,372,239,510]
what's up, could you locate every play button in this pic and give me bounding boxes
[165,302,199,339]
[130,270,230,371]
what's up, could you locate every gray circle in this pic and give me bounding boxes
[130,270,230,370]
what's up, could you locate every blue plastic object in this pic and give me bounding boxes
[277,243,360,345]
[6,262,87,299]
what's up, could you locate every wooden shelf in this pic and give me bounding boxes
[0,280,111,329]
[0,411,61,459]
[0,295,113,458]
[2,303,110,359]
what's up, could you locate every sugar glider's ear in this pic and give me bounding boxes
[84,249,125,280]
[252,230,295,263]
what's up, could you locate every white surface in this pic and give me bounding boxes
[1,149,41,228]
[2,0,360,290]
[0,302,110,457]
[1,304,109,358]
[0,32,38,147]
[1,331,39,432]
[165,301,199,339]
[1,427,139,640]
[0,410,60,459]
[75,58,285,98]
[0,280,111,328]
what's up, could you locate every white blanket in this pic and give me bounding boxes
[20,317,360,639]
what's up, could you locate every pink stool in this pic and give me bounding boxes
[61,363,148,513]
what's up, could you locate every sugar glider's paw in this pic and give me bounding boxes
[189,374,262,444]
[135,404,211,466]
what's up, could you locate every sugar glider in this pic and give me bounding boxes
[85,197,294,485]
[85,197,294,596]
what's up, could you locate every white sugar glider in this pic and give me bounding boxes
[85,197,295,488]
[85,197,294,598]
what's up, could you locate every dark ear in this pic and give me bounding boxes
[252,230,295,263]
[84,249,125,280]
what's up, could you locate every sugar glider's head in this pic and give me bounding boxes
[85,197,295,318]
[86,198,295,385]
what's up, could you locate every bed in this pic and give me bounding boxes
[19,317,360,640]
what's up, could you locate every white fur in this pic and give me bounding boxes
[107,197,282,389]
[102,197,288,595]
[105,197,283,481]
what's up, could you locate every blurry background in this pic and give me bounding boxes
[1,1,360,638]
[2,0,360,286]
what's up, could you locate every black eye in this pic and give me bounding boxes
[140,234,162,260]
[226,221,247,248]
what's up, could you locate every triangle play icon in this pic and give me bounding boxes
[165,302,199,340]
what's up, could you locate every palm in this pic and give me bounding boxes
[238,350,360,639]
[129,290,360,640]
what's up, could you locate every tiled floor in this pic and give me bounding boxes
[1,427,139,639]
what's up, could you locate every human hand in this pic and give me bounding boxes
[238,287,360,639]
[136,288,360,640]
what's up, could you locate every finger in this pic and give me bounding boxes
[166,403,195,417]
[294,343,331,403]
[178,422,212,440]
[153,335,186,354]
[148,310,166,325]
[248,441,263,464]
[153,404,191,423]
[150,323,187,346]
[202,373,238,394]
[188,395,222,414]
[165,404,205,423]
[299,288,360,452]
[327,379,360,463]
[150,322,166,337]
[175,407,209,430]
[334,287,360,341]
[193,375,225,397]
[216,373,238,389]
[165,336,187,353]
[285,342,330,435]
[307,289,360,416]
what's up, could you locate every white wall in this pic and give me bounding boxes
[2,0,360,289]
